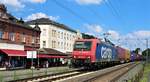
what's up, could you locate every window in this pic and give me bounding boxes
[58,42,60,48]
[61,42,63,49]
[70,34,71,40]
[67,34,69,40]
[0,12,2,17]
[61,32,63,39]
[32,36,35,43]
[64,33,66,40]
[43,41,46,48]
[67,43,68,49]
[42,29,46,36]
[0,30,3,39]
[52,30,56,37]
[9,32,14,41]
[16,32,20,41]
[54,41,56,48]
[20,33,25,42]
[64,42,66,49]
[52,41,56,48]
[74,41,92,51]
[58,32,60,38]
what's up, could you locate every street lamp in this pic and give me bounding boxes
[145,39,149,62]
[34,23,40,68]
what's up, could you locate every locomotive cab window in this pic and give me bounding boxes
[74,41,92,51]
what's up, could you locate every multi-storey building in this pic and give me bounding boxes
[27,18,82,53]
[0,4,41,68]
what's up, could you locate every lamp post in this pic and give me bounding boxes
[34,23,40,68]
[146,39,149,62]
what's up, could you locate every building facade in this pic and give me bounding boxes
[0,4,41,68]
[27,18,82,53]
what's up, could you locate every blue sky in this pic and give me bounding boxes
[0,0,150,50]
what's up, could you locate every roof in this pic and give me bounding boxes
[38,48,67,56]
[0,4,41,32]
[26,18,77,33]
[0,18,41,32]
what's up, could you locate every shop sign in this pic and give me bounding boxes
[27,51,37,58]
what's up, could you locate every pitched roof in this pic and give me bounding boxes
[38,48,67,56]
[0,18,41,32]
[26,18,77,33]
[0,4,41,32]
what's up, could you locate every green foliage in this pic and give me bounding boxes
[134,48,141,54]
[140,63,150,82]
[142,48,150,56]
[82,33,96,39]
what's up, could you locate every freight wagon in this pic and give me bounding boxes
[116,46,126,63]
[130,52,136,62]
[125,49,131,62]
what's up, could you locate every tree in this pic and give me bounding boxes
[134,48,141,54]
[82,33,96,39]
[142,48,150,56]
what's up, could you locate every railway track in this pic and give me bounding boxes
[9,68,88,82]
[84,62,137,82]
[9,63,139,82]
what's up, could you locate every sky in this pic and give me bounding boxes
[0,0,150,51]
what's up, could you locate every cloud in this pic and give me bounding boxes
[28,0,46,3]
[132,31,150,38]
[0,0,46,10]
[83,26,150,50]
[75,0,103,5]
[85,24,103,33]
[107,30,120,40]
[0,0,25,9]
[115,30,150,50]
[84,24,103,37]
[25,12,60,21]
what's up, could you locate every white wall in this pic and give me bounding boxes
[30,24,80,53]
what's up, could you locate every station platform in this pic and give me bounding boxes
[0,66,74,82]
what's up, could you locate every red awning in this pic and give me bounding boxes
[0,49,66,58]
[0,49,26,57]
[38,54,66,58]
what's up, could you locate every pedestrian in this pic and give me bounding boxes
[46,61,49,68]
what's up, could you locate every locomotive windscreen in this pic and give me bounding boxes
[74,41,92,51]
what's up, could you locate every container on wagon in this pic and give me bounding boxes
[130,52,136,62]
[116,46,126,62]
[125,49,131,62]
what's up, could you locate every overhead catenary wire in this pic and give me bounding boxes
[51,0,92,24]
[107,0,120,18]
[86,6,104,22]
[103,0,124,25]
